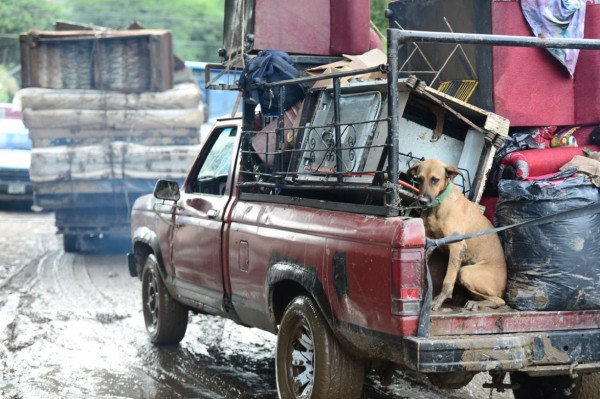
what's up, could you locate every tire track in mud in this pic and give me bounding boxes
[0,249,155,399]
[45,252,119,314]
[0,242,278,398]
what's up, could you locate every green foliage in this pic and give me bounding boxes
[0,65,19,103]
[370,0,389,35]
[0,0,62,69]
[370,0,389,48]
[0,0,62,34]
[0,0,63,100]
[63,0,225,62]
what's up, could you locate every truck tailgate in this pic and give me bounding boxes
[431,308,600,336]
[403,308,600,374]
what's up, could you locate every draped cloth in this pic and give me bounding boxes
[521,0,587,76]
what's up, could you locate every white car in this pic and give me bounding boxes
[0,117,33,203]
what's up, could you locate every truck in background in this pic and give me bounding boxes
[18,28,204,252]
[185,61,241,140]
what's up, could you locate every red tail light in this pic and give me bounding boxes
[391,249,424,316]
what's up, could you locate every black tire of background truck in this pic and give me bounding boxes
[141,254,188,345]
[63,235,80,253]
[276,295,365,399]
[511,371,600,399]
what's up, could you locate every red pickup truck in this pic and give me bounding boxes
[128,46,600,399]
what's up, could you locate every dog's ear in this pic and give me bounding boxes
[445,164,463,180]
[407,162,421,177]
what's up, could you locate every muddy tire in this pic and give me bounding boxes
[63,234,79,253]
[511,371,600,399]
[141,254,188,345]
[276,295,365,399]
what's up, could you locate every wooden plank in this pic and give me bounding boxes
[19,34,33,88]
[25,29,171,40]
[149,30,174,92]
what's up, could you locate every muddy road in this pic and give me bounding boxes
[0,208,512,399]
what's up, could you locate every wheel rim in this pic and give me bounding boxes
[144,268,159,333]
[288,320,315,398]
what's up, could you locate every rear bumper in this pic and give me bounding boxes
[404,329,600,375]
[0,180,33,202]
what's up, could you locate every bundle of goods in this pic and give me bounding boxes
[496,173,600,311]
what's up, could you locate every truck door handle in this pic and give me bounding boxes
[207,209,219,219]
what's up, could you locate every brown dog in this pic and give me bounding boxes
[407,159,507,311]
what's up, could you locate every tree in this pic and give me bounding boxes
[0,0,61,34]
[370,0,389,48]
[62,0,225,62]
[0,65,19,103]
[0,0,62,99]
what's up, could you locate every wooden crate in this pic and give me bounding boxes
[20,29,173,92]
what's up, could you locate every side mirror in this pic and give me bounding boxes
[154,179,180,201]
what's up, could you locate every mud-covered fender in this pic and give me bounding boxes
[265,263,334,331]
[131,226,167,279]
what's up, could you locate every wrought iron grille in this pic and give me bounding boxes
[238,67,395,198]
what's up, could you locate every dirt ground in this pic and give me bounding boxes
[0,207,513,399]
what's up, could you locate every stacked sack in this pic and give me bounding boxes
[18,82,203,203]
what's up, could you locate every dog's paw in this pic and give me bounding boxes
[431,295,447,311]
[464,300,499,312]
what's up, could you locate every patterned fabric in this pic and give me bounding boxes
[499,152,530,180]
[520,0,587,76]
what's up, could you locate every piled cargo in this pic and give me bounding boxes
[18,28,203,252]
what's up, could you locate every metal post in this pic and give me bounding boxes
[396,29,600,50]
[387,28,400,195]
[333,77,343,183]
[276,85,286,179]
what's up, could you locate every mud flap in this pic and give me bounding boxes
[127,253,137,277]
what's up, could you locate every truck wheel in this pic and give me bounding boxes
[276,295,365,399]
[141,254,188,345]
[511,372,600,399]
[63,235,80,253]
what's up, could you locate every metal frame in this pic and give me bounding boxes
[238,64,388,195]
[391,29,600,50]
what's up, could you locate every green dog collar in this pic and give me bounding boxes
[428,181,453,208]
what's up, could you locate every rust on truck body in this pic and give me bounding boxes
[431,309,600,336]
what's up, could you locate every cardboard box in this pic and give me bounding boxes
[306,49,387,89]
